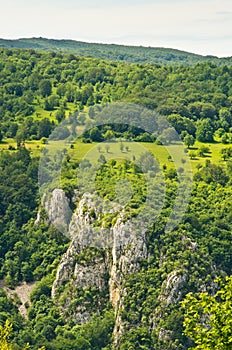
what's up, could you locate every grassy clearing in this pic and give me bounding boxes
[31,100,78,122]
[68,140,190,173]
[69,140,172,166]
[0,139,14,150]
[187,141,232,171]
[1,137,231,173]
[68,140,232,173]
[32,105,55,121]
[0,138,42,157]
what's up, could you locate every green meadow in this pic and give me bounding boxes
[1,138,231,174]
[68,140,232,173]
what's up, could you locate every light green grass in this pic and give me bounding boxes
[69,140,183,171]
[68,140,232,173]
[0,138,42,157]
[1,138,231,172]
[0,139,14,150]
[32,105,55,120]
[31,100,78,122]
[187,141,232,171]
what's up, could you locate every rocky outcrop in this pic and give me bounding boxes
[159,270,188,307]
[50,190,148,344]
[0,280,36,320]
[41,187,221,348]
[43,189,72,235]
[110,219,148,345]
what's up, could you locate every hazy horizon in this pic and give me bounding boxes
[0,36,230,59]
[1,0,232,58]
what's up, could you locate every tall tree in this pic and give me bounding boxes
[196,119,214,142]
[39,79,52,97]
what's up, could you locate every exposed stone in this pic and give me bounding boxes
[34,208,41,225]
[159,270,188,307]
[73,260,108,291]
[109,219,148,346]
[50,190,220,347]
[0,280,36,320]
[51,241,78,299]
[52,192,148,345]
[43,189,72,235]
[158,327,172,341]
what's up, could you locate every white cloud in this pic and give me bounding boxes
[0,0,231,56]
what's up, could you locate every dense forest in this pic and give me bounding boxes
[0,47,231,349]
[0,47,232,143]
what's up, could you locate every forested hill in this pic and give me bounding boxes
[1,37,232,66]
[0,47,231,349]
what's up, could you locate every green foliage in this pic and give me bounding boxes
[196,119,214,142]
[184,134,195,148]
[137,151,157,172]
[119,327,153,349]
[89,127,103,142]
[220,147,232,160]
[182,276,232,349]
[0,320,13,350]
[39,80,52,98]
[194,162,229,186]
[1,38,232,66]
[0,48,232,146]
[197,146,210,157]
[0,46,231,350]
[0,148,68,286]
[79,311,115,349]
[30,275,54,303]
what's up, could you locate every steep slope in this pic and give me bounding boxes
[48,190,147,346]
[45,173,232,349]
[0,46,231,349]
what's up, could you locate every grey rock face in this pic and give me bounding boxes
[159,270,188,307]
[110,219,148,345]
[51,192,148,344]
[43,189,72,235]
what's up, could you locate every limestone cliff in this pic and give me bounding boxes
[45,189,215,348]
[43,188,71,235]
[48,189,148,344]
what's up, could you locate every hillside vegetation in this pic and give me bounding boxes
[0,48,231,349]
[1,37,232,66]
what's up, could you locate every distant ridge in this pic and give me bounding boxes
[0,37,232,66]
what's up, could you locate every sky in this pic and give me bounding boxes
[0,0,232,57]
